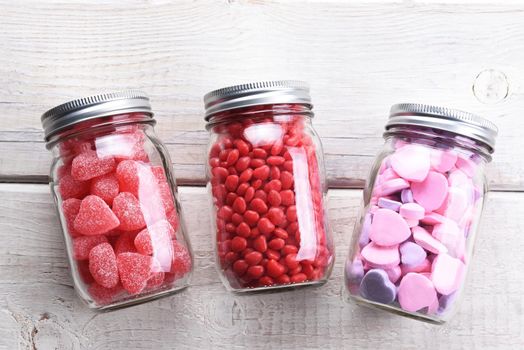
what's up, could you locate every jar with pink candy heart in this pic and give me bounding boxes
[41,91,193,309]
[345,103,498,323]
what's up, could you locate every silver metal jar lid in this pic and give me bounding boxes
[41,90,153,145]
[203,80,312,121]
[387,103,498,152]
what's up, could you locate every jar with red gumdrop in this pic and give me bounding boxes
[203,81,334,291]
[345,103,498,323]
[41,91,193,309]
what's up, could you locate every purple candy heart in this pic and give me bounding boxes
[438,291,458,314]
[359,269,397,304]
[378,197,402,211]
[401,189,414,203]
[400,241,427,267]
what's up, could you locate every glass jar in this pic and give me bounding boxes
[41,91,193,310]
[203,81,334,291]
[345,103,498,323]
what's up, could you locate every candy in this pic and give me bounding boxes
[62,198,82,237]
[436,187,469,223]
[400,241,427,267]
[411,171,448,211]
[369,208,410,246]
[390,145,430,182]
[71,150,116,181]
[74,195,120,235]
[399,203,425,220]
[171,240,192,278]
[117,252,153,294]
[89,243,119,288]
[361,242,400,269]
[431,254,465,295]
[400,189,413,203]
[377,178,410,196]
[112,192,146,231]
[208,115,331,289]
[73,235,108,260]
[360,269,397,304]
[432,221,465,258]
[412,226,447,254]
[90,174,119,205]
[400,258,431,275]
[385,265,402,284]
[114,231,138,255]
[397,273,437,312]
[58,174,90,200]
[134,220,174,271]
[377,198,402,211]
[430,149,457,173]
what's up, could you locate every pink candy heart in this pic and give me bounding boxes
[411,171,448,212]
[369,208,411,246]
[390,145,430,182]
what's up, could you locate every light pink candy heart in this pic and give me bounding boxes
[361,242,400,269]
[430,149,457,173]
[390,144,431,182]
[369,208,411,246]
[431,253,465,295]
[432,221,466,259]
[398,272,437,312]
[412,226,448,254]
[411,171,448,212]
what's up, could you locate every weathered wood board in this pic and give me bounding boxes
[0,185,521,349]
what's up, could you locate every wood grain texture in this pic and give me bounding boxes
[1,1,524,189]
[0,184,522,350]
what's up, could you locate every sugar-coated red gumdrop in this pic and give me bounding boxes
[58,174,90,200]
[112,192,146,231]
[114,231,138,255]
[77,260,94,284]
[135,220,174,271]
[71,150,116,181]
[74,195,120,235]
[158,182,175,213]
[117,252,153,295]
[89,243,119,288]
[146,259,165,289]
[62,198,82,237]
[171,240,192,278]
[73,235,108,260]
[134,220,174,256]
[88,282,123,305]
[147,271,165,289]
[115,160,157,196]
[90,174,119,205]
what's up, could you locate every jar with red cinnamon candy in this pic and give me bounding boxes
[41,91,193,309]
[203,81,334,291]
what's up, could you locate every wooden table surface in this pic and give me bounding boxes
[1,1,523,349]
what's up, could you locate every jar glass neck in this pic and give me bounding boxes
[206,103,313,129]
[384,125,493,162]
[47,112,154,149]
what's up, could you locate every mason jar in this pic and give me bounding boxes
[203,81,334,291]
[41,91,193,309]
[345,103,498,323]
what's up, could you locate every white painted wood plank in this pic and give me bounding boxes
[0,184,522,349]
[1,1,524,189]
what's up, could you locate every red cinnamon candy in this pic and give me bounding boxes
[204,81,334,291]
